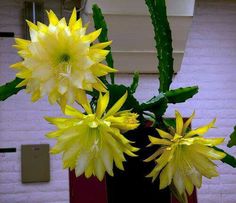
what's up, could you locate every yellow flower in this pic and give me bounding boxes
[145,110,226,196]
[45,91,139,180]
[11,8,116,107]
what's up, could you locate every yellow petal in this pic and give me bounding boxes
[146,165,162,182]
[91,41,112,49]
[188,150,219,179]
[37,22,48,32]
[16,79,28,88]
[62,143,80,169]
[94,157,106,181]
[58,17,67,27]
[45,130,63,138]
[92,79,107,93]
[58,80,68,95]
[148,136,173,145]
[156,128,173,140]
[146,150,172,182]
[193,137,225,146]
[85,159,94,178]
[59,95,67,113]
[144,147,164,162]
[188,170,202,189]
[114,157,124,171]
[31,90,41,102]
[45,116,67,124]
[111,128,135,145]
[14,38,31,50]
[16,69,31,78]
[104,133,125,170]
[65,105,85,118]
[72,18,82,31]
[47,118,77,129]
[175,110,183,135]
[191,144,226,160]
[83,29,101,42]
[89,49,109,63]
[173,169,185,195]
[100,145,114,176]
[75,153,90,177]
[57,128,80,142]
[48,91,59,105]
[26,20,38,30]
[10,62,25,70]
[50,139,71,154]
[155,150,172,166]
[159,160,175,189]
[69,7,77,28]
[183,175,194,196]
[75,89,92,114]
[124,148,138,157]
[91,63,117,77]
[18,49,30,58]
[185,118,216,138]
[47,10,59,25]
[183,110,195,133]
[104,91,128,119]
[96,92,109,118]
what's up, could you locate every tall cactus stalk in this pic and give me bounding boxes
[145,0,174,93]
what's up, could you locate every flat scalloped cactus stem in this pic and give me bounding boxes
[145,0,174,93]
[0,77,25,101]
[165,86,199,104]
[92,4,115,85]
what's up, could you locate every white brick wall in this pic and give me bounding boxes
[1,0,236,203]
[0,1,69,203]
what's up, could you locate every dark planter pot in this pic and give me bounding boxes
[69,126,198,203]
[106,126,197,203]
[106,126,171,203]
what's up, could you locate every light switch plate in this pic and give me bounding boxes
[21,144,50,183]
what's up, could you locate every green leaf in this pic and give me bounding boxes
[107,84,140,113]
[165,86,199,104]
[227,126,236,148]
[0,77,25,101]
[213,147,236,168]
[92,4,115,84]
[129,72,139,94]
[140,93,168,117]
[145,0,174,93]
[163,117,176,129]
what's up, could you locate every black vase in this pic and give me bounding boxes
[106,126,171,203]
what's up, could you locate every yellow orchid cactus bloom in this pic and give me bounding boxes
[45,91,139,181]
[11,8,116,108]
[145,110,226,196]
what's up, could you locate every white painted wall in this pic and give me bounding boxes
[0,0,236,203]
[82,0,195,73]
[82,0,194,73]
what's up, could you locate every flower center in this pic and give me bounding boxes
[86,114,100,128]
[59,53,71,63]
[172,133,183,142]
[58,64,72,79]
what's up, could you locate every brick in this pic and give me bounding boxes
[197,194,222,203]
[222,194,236,203]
